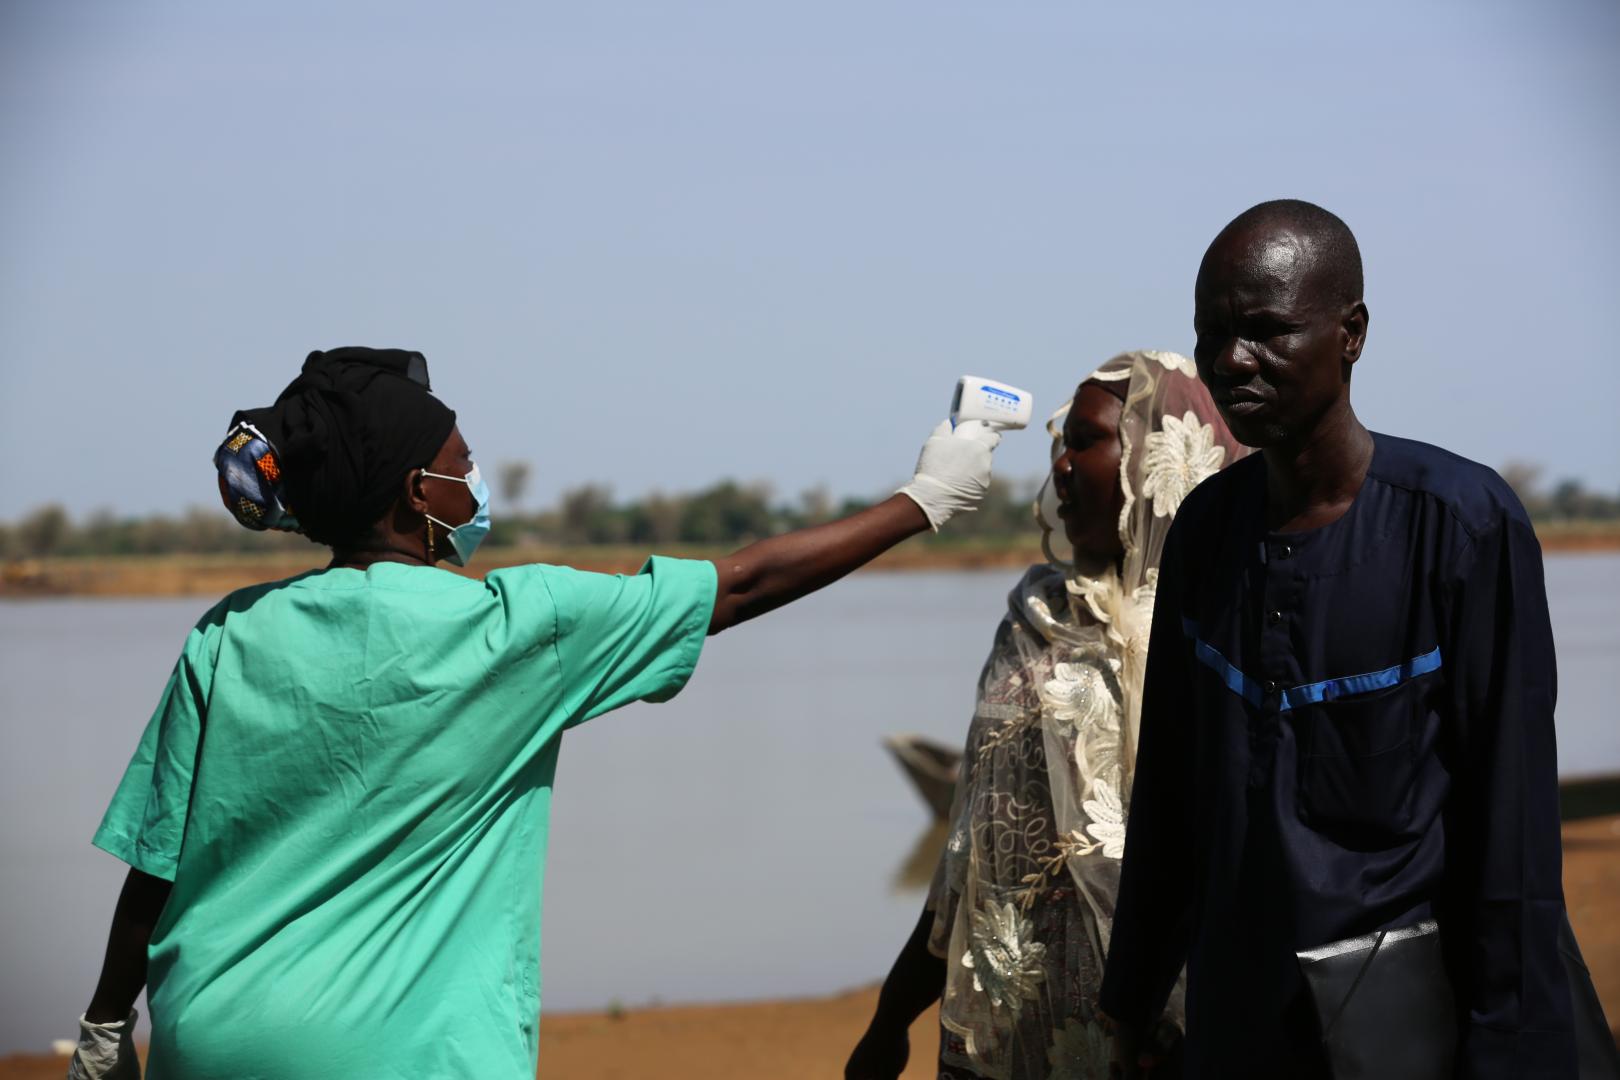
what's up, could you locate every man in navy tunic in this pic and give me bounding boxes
[1099,200,1575,1078]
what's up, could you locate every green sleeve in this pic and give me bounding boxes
[534,555,716,726]
[92,626,213,881]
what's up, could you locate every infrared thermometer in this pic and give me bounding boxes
[950,376,1034,430]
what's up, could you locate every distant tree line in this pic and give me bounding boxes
[483,461,1043,548]
[0,505,313,559]
[2,463,1612,560]
[1499,463,1620,523]
[0,470,1047,559]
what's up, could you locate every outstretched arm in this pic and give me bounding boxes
[709,420,1001,634]
[710,494,928,633]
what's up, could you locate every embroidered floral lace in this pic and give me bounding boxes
[928,350,1248,1079]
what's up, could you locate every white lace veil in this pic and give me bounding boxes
[926,351,1248,1077]
[1031,349,1248,783]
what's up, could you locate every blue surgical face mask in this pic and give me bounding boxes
[421,463,492,567]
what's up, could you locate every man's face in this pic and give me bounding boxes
[1192,225,1364,448]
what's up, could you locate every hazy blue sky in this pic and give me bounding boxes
[2,0,1616,520]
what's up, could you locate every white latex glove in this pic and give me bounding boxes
[66,1011,139,1080]
[896,419,1003,531]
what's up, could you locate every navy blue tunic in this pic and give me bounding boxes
[1099,433,1575,1078]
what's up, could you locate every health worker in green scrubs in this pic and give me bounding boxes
[66,347,1005,1080]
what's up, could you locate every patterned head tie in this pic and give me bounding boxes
[215,421,303,534]
[216,347,456,545]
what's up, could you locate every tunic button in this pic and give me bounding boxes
[1264,680,1280,695]
[1279,544,1293,559]
[1267,610,1283,625]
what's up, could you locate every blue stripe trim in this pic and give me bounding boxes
[1279,647,1441,710]
[1181,618,1441,714]
[1182,617,1266,707]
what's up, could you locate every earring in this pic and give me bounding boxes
[426,517,435,563]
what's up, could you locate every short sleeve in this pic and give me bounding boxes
[539,555,717,726]
[92,626,214,882]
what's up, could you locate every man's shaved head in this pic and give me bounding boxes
[1209,199,1363,309]
[1193,200,1370,449]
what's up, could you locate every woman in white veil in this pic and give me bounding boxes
[847,351,1248,1080]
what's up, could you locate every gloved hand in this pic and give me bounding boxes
[66,1011,140,1080]
[897,419,1002,531]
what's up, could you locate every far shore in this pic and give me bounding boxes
[0,540,1047,599]
[3,523,1618,599]
[6,815,1615,1077]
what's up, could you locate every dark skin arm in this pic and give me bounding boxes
[85,868,172,1023]
[708,494,929,634]
[326,429,936,627]
[846,904,946,1079]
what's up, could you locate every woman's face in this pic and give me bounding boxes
[420,425,477,531]
[1051,382,1125,562]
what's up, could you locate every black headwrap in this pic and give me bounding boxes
[223,347,457,545]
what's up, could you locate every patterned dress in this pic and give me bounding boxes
[924,350,1247,1079]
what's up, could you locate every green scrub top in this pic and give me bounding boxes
[93,556,716,1080]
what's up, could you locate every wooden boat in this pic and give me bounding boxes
[884,734,962,821]
[884,735,1617,826]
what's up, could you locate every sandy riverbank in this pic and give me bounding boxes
[3,523,1618,598]
[0,985,943,1080]
[5,816,1616,1078]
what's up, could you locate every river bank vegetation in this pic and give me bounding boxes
[2,464,1616,597]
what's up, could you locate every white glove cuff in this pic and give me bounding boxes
[69,1010,140,1080]
[895,480,954,532]
[78,1011,137,1034]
